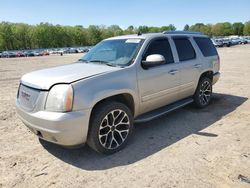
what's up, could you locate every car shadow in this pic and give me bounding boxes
[40,93,247,170]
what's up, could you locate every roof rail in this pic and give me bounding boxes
[163,31,204,35]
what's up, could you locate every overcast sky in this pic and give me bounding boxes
[0,0,249,29]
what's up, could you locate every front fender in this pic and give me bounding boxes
[71,67,140,116]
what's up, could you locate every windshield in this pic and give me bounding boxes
[79,39,143,67]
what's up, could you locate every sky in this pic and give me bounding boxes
[0,0,249,29]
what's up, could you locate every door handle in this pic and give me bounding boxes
[168,69,179,75]
[194,64,202,68]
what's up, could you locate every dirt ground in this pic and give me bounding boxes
[0,45,250,188]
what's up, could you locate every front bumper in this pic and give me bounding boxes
[16,101,91,146]
[213,72,220,85]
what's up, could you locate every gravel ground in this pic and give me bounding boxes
[0,46,250,188]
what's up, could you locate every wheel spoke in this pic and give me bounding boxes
[203,95,208,103]
[99,131,110,147]
[106,132,113,148]
[115,129,129,142]
[204,83,210,90]
[112,133,119,148]
[107,113,114,126]
[115,114,129,126]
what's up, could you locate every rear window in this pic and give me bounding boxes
[173,38,196,62]
[194,37,218,57]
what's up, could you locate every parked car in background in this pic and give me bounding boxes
[16,31,220,154]
[16,51,25,57]
[1,47,91,58]
[1,51,8,58]
[222,38,232,47]
[68,48,78,53]
[34,51,41,56]
[239,37,248,44]
[231,37,241,45]
[24,50,35,57]
[212,39,223,47]
[80,47,90,53]
[40,50,50,56]
[245,37,250,43]
[3,51,16,58]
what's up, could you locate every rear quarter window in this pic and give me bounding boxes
[194,37,218,57]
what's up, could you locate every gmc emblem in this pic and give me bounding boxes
[21,90,31,101]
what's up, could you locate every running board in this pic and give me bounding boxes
[135,98,194,123]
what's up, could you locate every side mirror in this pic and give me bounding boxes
[142,54,165,69]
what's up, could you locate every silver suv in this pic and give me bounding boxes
[16,31,220,154]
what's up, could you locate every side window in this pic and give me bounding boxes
[144,38,174,64]
[173,38,196,61]
[194,37,218,57]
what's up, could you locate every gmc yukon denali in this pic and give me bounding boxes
[16,31,220,154]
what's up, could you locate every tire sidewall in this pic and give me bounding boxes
[87,102,134,154]
[194,77,212,108]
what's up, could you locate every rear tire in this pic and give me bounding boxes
[87,101,134,154]
[193,77,212,108]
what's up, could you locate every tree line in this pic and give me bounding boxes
[0,21,250,51]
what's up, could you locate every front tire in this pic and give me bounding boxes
[193,77,212,108]
[87,101,134,154]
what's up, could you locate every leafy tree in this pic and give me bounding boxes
[138,25,149,33]
[0,22,15,50]
[168,24,176,31]
[243,21,250,35]
[87,25,102,45]
[184,24,190,31]
[190,23,212,36]
[160,25,176,32]
[1,21,250,51]
[127,25,134,33]
[211,22,233,36]
[232,22,244,35]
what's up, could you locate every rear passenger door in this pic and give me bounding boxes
[172,37,201,99]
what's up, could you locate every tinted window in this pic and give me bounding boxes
[173,38,196,61]
[144,38,174,64]
[194,37,218,57]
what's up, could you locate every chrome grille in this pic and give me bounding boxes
[18,84,40,111]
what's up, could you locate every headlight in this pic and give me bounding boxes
[45,84,73,112]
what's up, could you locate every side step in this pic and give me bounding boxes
[135,98,194,123]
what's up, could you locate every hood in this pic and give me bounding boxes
[21,62,120,90]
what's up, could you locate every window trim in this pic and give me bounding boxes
[172,36,196,62]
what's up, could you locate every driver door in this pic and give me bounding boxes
[137,38,181,114]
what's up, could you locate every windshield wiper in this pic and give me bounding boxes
[89,60,118,67]
[105,63,117,67]
[79,59,119,67]
[78,59,89,63]
[89,60,110,64]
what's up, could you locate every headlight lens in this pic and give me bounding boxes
[45,84,73,112]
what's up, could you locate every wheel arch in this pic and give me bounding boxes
[90,93,135,118]
[199,70,213,82]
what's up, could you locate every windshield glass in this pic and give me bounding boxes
[79,39,143,67]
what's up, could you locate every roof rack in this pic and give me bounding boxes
[163,31,203,35]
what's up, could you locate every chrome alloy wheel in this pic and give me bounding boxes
[98,109,130,149]
[199,80,212,105]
